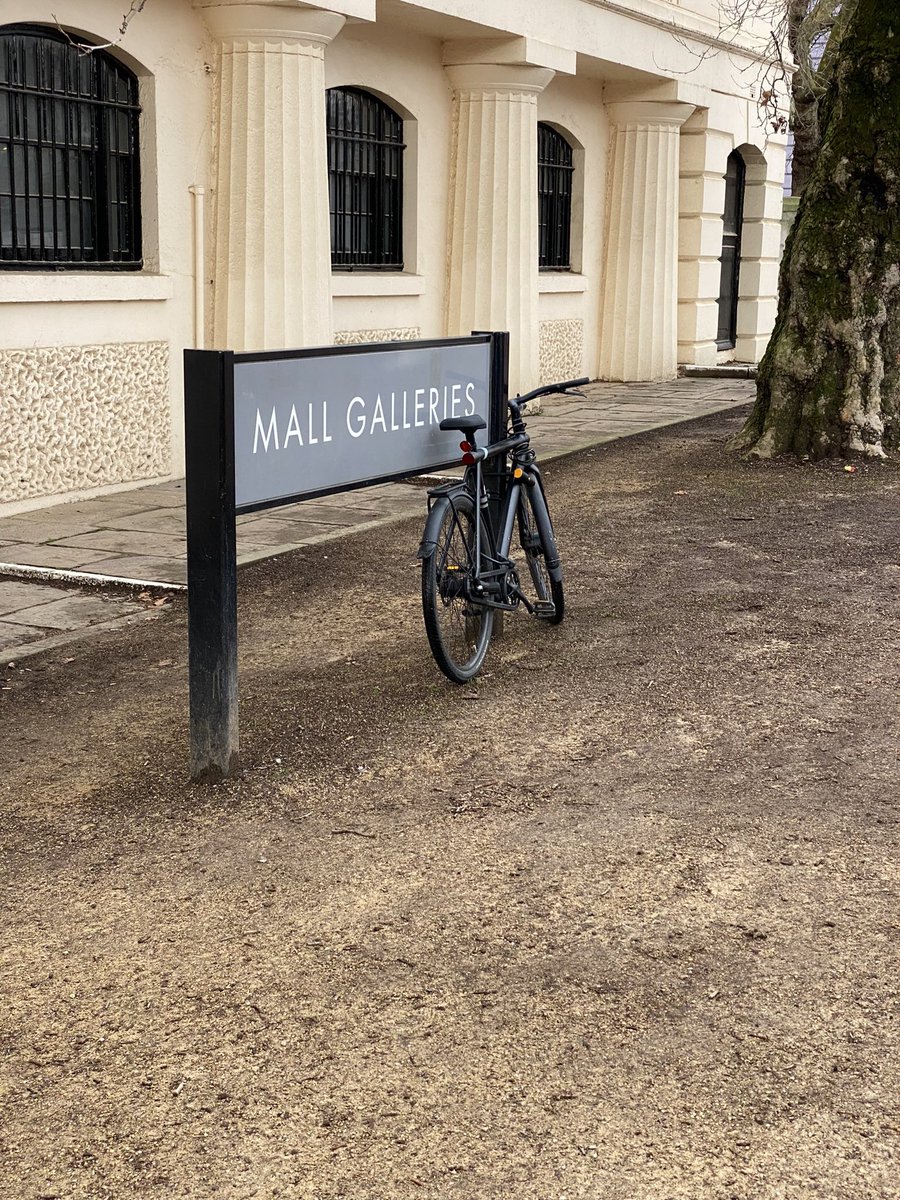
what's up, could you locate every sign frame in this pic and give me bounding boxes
[231,334,496,515]
[184,331,509,781]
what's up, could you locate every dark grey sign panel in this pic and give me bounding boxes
[233,340,492,510]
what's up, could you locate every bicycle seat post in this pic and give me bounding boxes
[439,412,489,580]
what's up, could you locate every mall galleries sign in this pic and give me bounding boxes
[183,333,508,781]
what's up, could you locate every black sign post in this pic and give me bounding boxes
[480,329,510,552]
[184,349,239,781]
[184,332,508,781]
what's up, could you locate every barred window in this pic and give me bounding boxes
[538,123,574,271]
[0,25,141,270]
[327,87,404,271]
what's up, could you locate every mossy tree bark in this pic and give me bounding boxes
[786,0,825,198]
[734,0,900,460]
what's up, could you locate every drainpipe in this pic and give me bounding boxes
[189,185,206,349]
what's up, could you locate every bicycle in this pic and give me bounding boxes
[417,376,589,683]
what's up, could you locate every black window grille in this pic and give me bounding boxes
[716,150,746,349]
[538,123,574,271]
[327,86,404,271]
[0,24,141,270]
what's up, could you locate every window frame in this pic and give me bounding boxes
[0,23,142,272]
[538,122,575,273]
[326,85,405,273]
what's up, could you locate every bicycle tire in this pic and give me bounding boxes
[421,493,495,683]
[516,486,565,624]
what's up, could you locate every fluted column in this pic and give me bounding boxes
[599,101,695,381]
[444,64,554,395]
[199,3,345,351]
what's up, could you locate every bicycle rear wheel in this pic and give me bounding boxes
[516,486,565,624]
[421,493,494,683]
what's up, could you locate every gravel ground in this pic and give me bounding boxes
[0,405,898,1200]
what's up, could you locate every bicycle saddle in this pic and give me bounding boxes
[439,414,487,433]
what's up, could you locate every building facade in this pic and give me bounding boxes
[0,0,786,514]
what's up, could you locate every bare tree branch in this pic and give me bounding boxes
[671,2,853,193]
[51,0,150,54]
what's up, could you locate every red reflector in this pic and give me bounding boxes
[461,452,475,465]
[459,440,471,451]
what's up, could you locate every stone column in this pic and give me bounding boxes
[444,64,554,395]
[677,108,731,366]
[198,3,345,351]
[599,101,695,381]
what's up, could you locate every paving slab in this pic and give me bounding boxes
[52,531,191,557]
[0,520,70,543]
[3,593,142,630]
[2,514,109,540]
[245,502,397,527]
[74,556,189,586]
[294,491,385,509]
[0,544,102,570]
[107,509,187,535]
[235,517,342,545]
[59,497,169,521]
[130,481,187,503]
[0,619,47,652]
[0,580,73,616]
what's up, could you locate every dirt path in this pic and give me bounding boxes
[1,406,898,1199]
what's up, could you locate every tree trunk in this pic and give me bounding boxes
[788,83,818,198]
[786,0,819,197]
[734,0,900,460]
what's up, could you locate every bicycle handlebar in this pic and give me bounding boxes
[510,376,590,408]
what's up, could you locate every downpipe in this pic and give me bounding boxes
[189,184,206,349]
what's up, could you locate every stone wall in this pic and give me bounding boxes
[539,319,584,384]
[334,328,420,345]
[0,343,170,504]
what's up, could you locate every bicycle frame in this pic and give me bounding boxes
[419,374,586,679]
[418,374,585,605]
[423,430,558,613]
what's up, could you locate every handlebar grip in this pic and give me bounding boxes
[510,376,591,407]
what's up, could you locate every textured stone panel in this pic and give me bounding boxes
[0,342,170,505]
[539,319,584,384]
[334,328,420,345]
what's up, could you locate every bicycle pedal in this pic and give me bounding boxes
[533,601,556,617]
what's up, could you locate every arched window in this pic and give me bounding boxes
[0,24,141,269]
[327,87,404,270]
[717,150,746,349]
[538,123,574,271]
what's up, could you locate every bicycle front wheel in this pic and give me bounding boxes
[421,493,495,683]
[516,486,565,624]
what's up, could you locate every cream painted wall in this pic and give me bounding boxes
[0,0,212,513]
[537,72,607,382]
[325,21,451,344]
[674,0,722,20]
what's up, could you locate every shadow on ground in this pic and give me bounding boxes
[1,406,897,1199]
